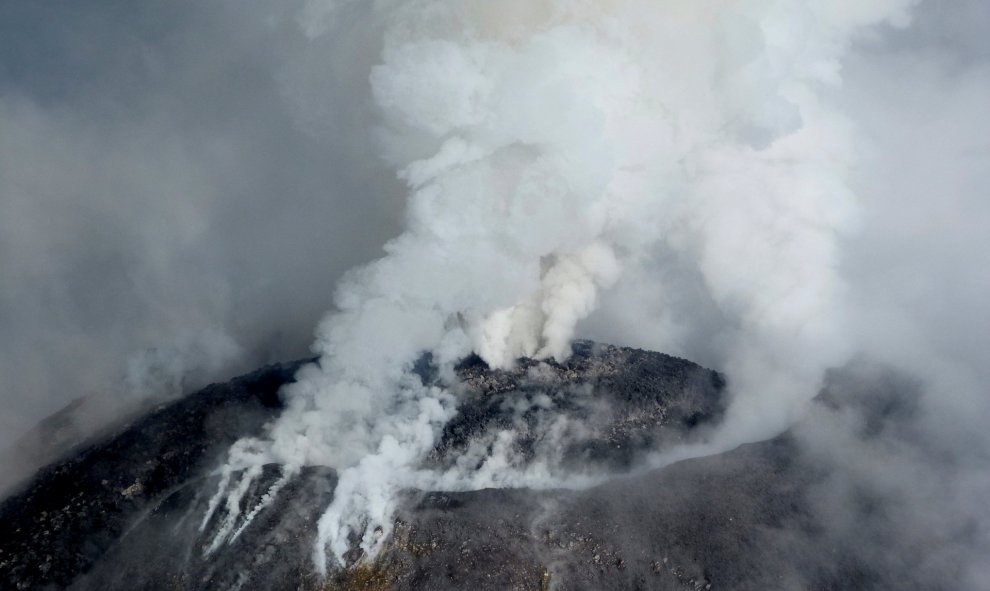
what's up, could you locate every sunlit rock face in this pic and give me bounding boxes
[0,344,946,590]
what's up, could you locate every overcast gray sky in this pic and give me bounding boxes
[0,0,406,448]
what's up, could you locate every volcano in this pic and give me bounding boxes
[0,342,935,590]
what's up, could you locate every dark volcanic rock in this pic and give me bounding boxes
[0,360,306,590]
[0,343,934,590]
[433,341,726,472]
[372,438,812,591]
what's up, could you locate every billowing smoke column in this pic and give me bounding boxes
[208,0,921,573]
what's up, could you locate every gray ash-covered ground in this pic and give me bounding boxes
[430,341,725,473]
[0,342,948,590]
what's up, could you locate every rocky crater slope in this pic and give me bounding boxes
[0,342,938,590]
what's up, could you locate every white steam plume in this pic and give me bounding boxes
[210,0,923,572]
